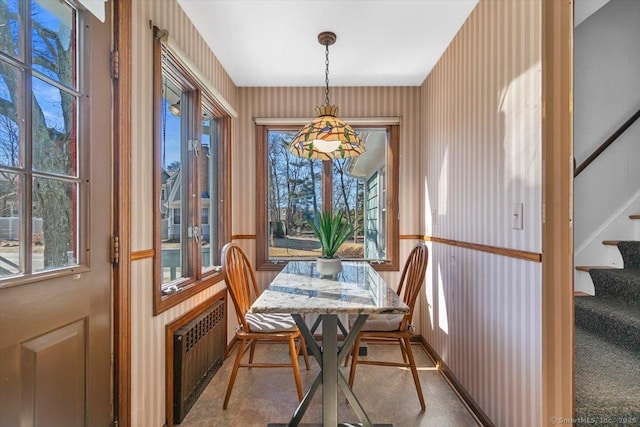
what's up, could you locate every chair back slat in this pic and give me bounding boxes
[221,243,260,331]
[396,243,429,331]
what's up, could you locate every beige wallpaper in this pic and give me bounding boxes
[420,1,543,426]
[129,0,236,425]
[127,0,546,425]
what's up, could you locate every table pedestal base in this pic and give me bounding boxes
[288,314,377,427]
[268,424,392,426]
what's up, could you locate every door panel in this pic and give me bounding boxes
[0,3,113,426]
[22,320,86,427]
[0,280,88,347]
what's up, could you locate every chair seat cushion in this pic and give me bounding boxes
[245,313,298,333]
[351,313,406,332]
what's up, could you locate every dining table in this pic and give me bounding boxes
[250,260,408,427]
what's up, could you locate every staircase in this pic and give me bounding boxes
[574,215,640,421]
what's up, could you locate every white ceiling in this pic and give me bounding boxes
[177,0,479,87]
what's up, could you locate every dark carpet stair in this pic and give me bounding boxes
[575,294,640,352]
[601,240,640,270]
[574,327,640,421]
[587,268,640,307]
[575,238,640,421]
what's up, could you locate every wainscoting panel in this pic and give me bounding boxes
[423,242,542,427]
[420,1,543,426]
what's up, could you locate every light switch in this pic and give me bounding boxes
[512,203,523,230]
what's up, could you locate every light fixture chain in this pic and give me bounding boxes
[288,32,365,160]
[324,43,330,105]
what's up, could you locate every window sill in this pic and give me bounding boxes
[153,271,225,315]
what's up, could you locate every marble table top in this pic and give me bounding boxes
[250,261,409,315]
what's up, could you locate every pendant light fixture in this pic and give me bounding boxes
[288,32,365,160]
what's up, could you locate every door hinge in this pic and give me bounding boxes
[111,235,120,265]
[111,50,120,79]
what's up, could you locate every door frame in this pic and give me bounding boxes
[113,0,132,425]
[541,0,574,422]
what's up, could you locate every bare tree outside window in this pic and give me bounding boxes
[266,129,367,259]
[0,0,80,276]
[332,158,365,257]
[258,125,397,270]
[267,130,323,258]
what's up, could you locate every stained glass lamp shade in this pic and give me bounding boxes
[288,104,364,160]
[288,31,365,160]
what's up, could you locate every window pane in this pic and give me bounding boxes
[160,75,184,284]
[331,158,364,258]
[32,176,77,272]
[336,128,388,260]
[31,0,76,88]
[32,76,76,175]
[267,130,322,259]
[0,63,23,167]
[200,111,219,271]
[0,0,22,59]
[0,0,84,280]
[0,171,22,275]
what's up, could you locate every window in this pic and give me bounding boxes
[256,124,398,271]
[153,31,230,313]
[0,0,85,280]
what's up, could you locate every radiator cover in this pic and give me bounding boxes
[173,299,225,423]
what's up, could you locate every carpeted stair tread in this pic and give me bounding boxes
[616,241,640,269]
[575,327,640,421]
[575,296,640,352]
[577,235,640,422]
[588,268,640,306]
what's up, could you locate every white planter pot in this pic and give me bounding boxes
[316,257,342,276]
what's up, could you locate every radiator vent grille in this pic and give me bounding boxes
[183,303,225,353]
[173,299,225,424]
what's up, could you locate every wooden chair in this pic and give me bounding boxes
[221,243,310,409]
[347,243,429,410]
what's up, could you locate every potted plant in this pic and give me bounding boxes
[306,209,359,276]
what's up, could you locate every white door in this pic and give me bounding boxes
[0,2,113,426]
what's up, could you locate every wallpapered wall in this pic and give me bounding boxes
[129,0,236,425]
[128,0,546,425]
[420,1,543,426]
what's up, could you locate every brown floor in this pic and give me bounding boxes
[178,341,479,427]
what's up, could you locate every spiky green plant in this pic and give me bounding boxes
[306,209,359,258]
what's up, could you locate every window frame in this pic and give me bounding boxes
[152,31,230,314]
[255,124,399,272]
[0,0,92,287]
